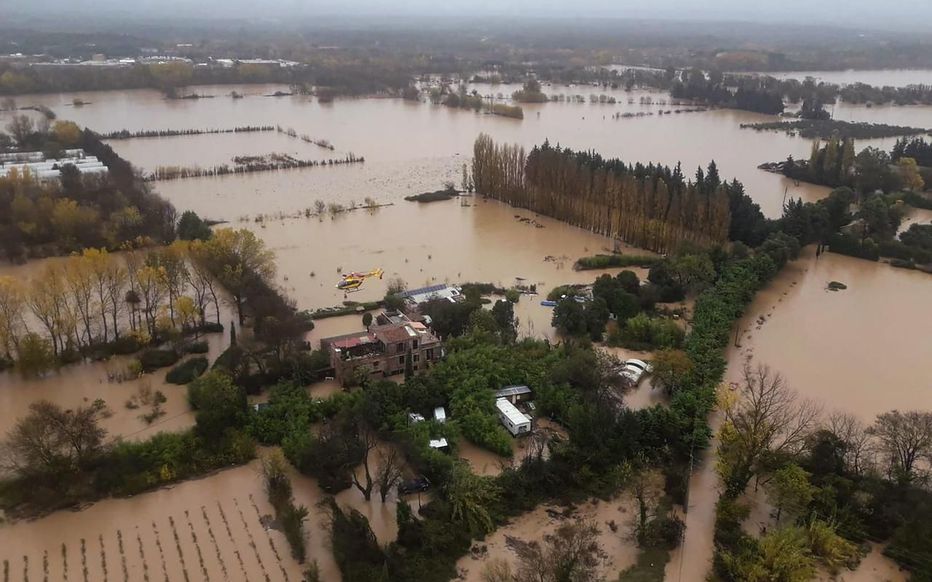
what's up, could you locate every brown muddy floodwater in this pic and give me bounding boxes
[0,255,239,441]
[4,82,845,217]
[248,198,653,345]
[455,496,640,581]
[729,248,932,419]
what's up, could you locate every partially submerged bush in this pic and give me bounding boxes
[166,356,209,385]
[137,348,180,372]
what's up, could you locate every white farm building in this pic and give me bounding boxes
[0,149,107,181]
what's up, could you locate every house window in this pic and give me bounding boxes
[413,340,419,349]
[413,354,419,362]
[398,356,405,365]
[396,342,405,353]
[426,349,434,361]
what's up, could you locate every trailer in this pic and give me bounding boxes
[496,398,531,436]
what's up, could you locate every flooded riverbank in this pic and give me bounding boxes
[667,247,932,582]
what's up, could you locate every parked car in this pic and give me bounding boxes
[398,476,431,495]
[619,358,652,384]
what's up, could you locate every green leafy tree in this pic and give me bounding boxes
[750,526,816,582]
[187,370,248,440]
[491,299,517,342]
[552,296,587,337]
[176,210,213,241]
[326,499,388,582]
[15,332,56,377]
[854,147,895,194]
[650,349,695,395]
[446,463,501,534]
[767,464,815,523]
[668,252,716,294]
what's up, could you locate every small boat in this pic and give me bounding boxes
[540,300,557,307]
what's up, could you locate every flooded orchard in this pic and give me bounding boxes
[0,446,419,582]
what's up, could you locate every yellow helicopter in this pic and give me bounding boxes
[336,268,384,293]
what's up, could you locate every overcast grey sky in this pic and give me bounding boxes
[7,0,932,32]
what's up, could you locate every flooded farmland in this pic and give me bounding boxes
[4,82,840,217]
[2,77,932,582]
[0,458,406,582]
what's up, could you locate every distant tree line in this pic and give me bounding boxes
[740,119,930,141]
[472,135,732,253]
[100,125,275,140]
[0,60,414,98]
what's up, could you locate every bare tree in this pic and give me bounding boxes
[351,423,378,501]
[375,448,404,503]
[628,466,665,545]
[718,364,822,495]
[2,400,107,478]
[869,410,932,484]
[523,427,550,465]
[6,114,34,148]
[827,411,874,476]
[514,519,605,582]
